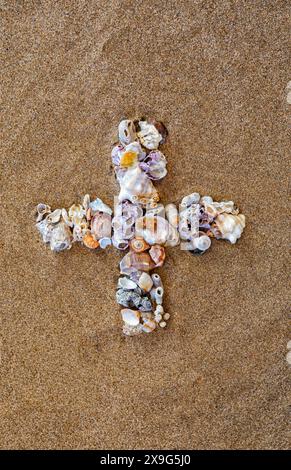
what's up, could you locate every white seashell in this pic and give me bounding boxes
[46,208,62,224]
[151,273,163,288]
[61,208,73,227]
[99,237,112,249]
[215,213,246,244]
[118,119,136,145]
[155,305,164,314]
[117,165,159,206]
[192,234,211,252]
[68,204,86,226]
[165,224,180,247]
[36,203,51,222]
[154,313,163,323]
[180,192,200,208]
[151,286,164,305]
[142,319,157,333]
[50,221,72,252]
[118,277,138,290]
[159,321,167,328]
[200,195,213,205]
[137,121,162,150]
[135,215,171,245]
[165,203,179,228]
[203,200,238,218]
[36,219,54,243]
[72,222,88,242]
[121,308,141,326]
[89,198,112,216]
[137,272,153,292]
[83,194,90,211]
[163,313,170,321]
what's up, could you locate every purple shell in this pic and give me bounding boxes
[139,150,167,180]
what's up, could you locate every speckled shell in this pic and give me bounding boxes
[118,119,137,145]
[149,245,166,267]
[91,212,112,239]
[214,213,246,244]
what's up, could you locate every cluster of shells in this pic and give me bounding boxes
[35,117,246,336]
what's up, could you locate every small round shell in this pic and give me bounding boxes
[130,237,150,253]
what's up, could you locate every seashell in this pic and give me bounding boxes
[135,215,171,245]
[137,120,165,150]
[112,236,129,250]
[192,234,211,252]
[149,245,166,267]
[99,237,111,249]
[112,143,125,166]
[151,273,163,288]
[165,224,180,247]
[61,208,73,227]
[137,272,153,292]
[152,120,168,144]
[117,164,159,206]
[36,203,51,222]
[203,200,238,218]
[165,203,179,228]
[139,150,167,180]
[142,319,157,333]
[120,251,154,275]
[72,221,88,242]
[91,212,112,239]
[159,321,167,328]
[112,215,134,240]
[36,218,54,243]
[118,119,136,145]
[46,208,62,224]
[179,204,200,240]
[118,277,138,290]
[83,232,99,249]
[89,198,112,216]
[214,213,246,244]
[139,297,152,311]
[145,203,165,218]
[155,305,164,314]
[150,286,164,305]
[82,194,90,211]
[130,237,150,253]
[50,221,72,252]
[121,308,140,326]
[116,289,141,308]
[180,192,200,208]
[128,270,144,283]
[163,313,170,321]
[118,200,143,220]
[154,313,163,323]
[200,195,213,205]
[68,204,85,226]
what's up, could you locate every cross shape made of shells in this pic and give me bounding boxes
[35,118,246,336]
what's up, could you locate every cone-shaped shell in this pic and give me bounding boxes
[215,213,246,244]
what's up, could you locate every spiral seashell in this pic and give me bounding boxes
[50,221,72,252]
[130,237,150,253]
[214,213,246,244]
[36,203,51,222]
[118,119,137,145]
[192,234,211,253]
[149,245,166,267]
[83,232,100,249]
[117,164,159,206]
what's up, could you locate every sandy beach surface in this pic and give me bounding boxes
[0,1,289,449]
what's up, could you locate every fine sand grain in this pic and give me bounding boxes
[0,0,289,449]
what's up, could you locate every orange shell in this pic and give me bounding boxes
[83,232,99,249]
[130,237,150,253]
